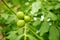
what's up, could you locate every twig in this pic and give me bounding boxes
[29,27,44,40]
[24,25,27,40]
[1,0,16,15]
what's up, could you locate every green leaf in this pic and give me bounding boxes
[6,14,18,24]
[27,35,37,40]
[2,26,11,32]
[33,20,41,27]
[49,26,59,40]
[15,34,24,40]
[45,12,57,21]
[12,0,20,5]
[55,3,60,9]
[1,13,8,20]
[7,31,17,40]
[40,22,50,36]
[17,28,24,35]
[48,12,57,21]
[31,1,41,14]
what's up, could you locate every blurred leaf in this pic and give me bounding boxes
[6,14,18,24]
[27,35,37,40]
[17,28,24,35]
[31,1,41,14]
[55,3,60,9]
[45,12,58,21]
[42,1,54,10]
[3,26,11,33]
[15,34,24,40]
[40,22,50,36]
[49,26,59,40]
[0,13,8,20]
[12,0,20,5]
[33,20,41,27]
[48,12,57,21]
[7,31,17,40]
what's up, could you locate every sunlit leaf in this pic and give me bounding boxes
[31,1,41,14]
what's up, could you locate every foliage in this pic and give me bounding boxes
[0,0,60,40]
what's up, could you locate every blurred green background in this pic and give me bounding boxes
[0,0,60,40]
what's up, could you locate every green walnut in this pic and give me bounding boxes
[24,16,31,22]
[17,20,25,27]
[16,11,24,19]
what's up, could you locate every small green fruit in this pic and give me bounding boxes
[24,16,31,22]
[17,20,25,27]
[16,11,24,19]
